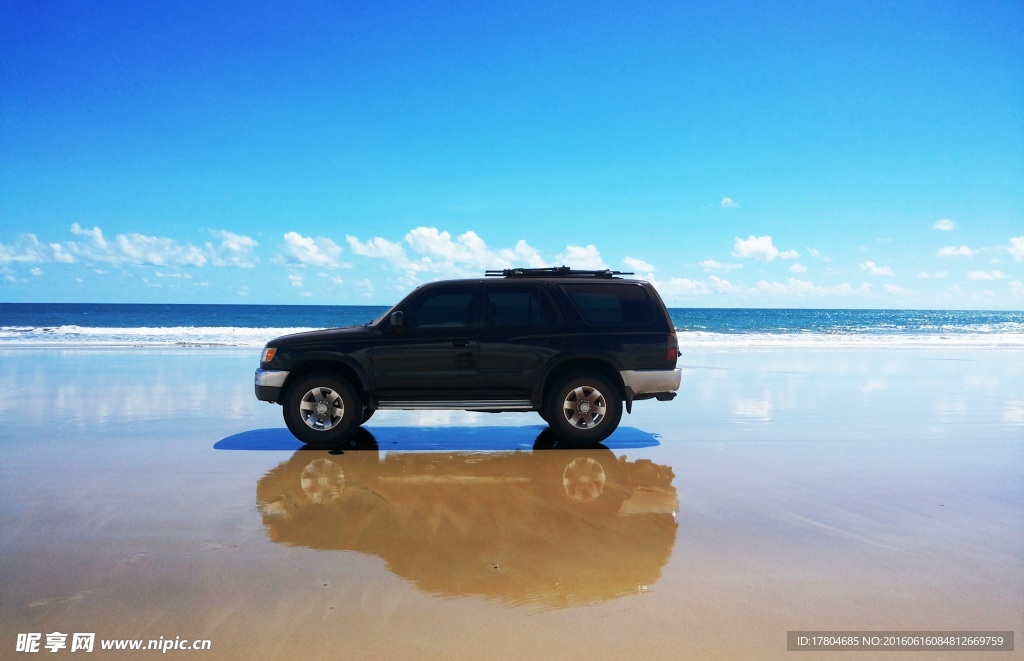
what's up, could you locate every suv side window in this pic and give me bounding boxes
[404,289,476,329]
[560,283,653,325]
[485,287,559,328]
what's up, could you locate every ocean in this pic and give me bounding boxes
[1,303,1022,349]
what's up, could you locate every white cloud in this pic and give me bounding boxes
[116,233,207,266]
[789,263,807,274]
[649,277,709,297]
[932,218,957,231]
[653,275,745,297]
[208,230,258,267]
[859,261,894,276]
[654,275,874,300]
[50,243,75,263]
[699,259,743,272]
[347,234,428,277]
[347,234,409,261]
[70,223,108,248]
[347,227,546,280]
[937,245,975,258]
[707,276,740,294]
[967,270,1006,281]
[0,234,51,264]
[63,224,244,268]
[499,240,547,269]
[623,257,655,273]
[1009,236,1024,262]
[555,245,607,270]
[721,197,739,209]
[732,235,799,261]
[283,232,344,268]
[288,273,304,288]
[319,272,346,286]
[754,278,872,298]
[29,267,43,276]
[405,227,488,267]
[404,227,546,271]
[884,284,913,296]
[353,278,374,298]
[918,270,948,279]
[804,247,832,263]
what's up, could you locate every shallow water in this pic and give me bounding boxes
[1,348,1020,659]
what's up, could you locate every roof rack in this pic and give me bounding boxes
[485,266,634,279]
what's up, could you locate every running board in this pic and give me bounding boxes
[377,400,535,411]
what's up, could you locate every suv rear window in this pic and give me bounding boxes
[560,283,653,325]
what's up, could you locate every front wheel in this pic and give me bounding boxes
[282,373,362,446]
[545,372,622,446]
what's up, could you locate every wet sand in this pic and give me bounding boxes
[1,347,1021,659]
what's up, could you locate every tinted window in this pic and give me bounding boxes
[405,290,475,328]
[485,288,557,328]
[561,284,652,325]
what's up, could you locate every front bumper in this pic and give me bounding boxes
[254,369,289,403]
[620,368,681,403]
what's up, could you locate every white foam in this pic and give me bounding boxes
[677,331,1024,350]
[0,325,317,348]
[2,325,1023,350]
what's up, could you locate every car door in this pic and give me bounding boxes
[372,284,480,399]
[477,284,566,397]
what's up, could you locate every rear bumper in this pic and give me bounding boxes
[620,368,681,401]
[254,369,289,403]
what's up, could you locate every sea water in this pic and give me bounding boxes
[1,303,1022,349]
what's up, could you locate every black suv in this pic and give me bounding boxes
[255,267,680,446]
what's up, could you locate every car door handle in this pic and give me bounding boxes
[452,339,470,348]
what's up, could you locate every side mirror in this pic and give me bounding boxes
[389,311,405,332]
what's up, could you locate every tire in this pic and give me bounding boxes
[545,372,622,446]
[282,373,362,446]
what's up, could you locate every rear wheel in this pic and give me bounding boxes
[545,372,622,446]
[283,373,362,446]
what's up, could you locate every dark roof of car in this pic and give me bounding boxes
[412,267,651,289]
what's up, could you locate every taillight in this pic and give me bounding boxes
[667,332,679,362]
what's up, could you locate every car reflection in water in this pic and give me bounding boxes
[256,429,678,611]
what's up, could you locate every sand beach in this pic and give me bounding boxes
[1,346,1020,659]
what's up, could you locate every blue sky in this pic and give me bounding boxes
[2,1,1022,308]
